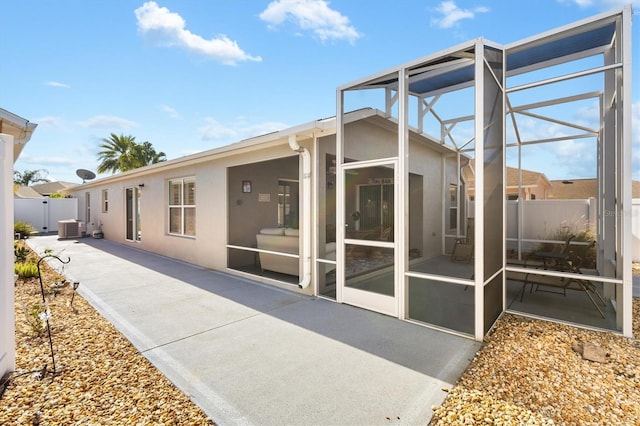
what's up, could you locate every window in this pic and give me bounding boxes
[358,183,394,231]
[449,184,457,231]
[278,179,298,228]
[102,189,109,213]
[85,192,91,224]
[168,177,196,236]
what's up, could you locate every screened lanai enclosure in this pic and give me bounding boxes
[223,7,632,341]
[329,6,633,340]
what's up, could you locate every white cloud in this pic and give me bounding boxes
[76,115,137,130]
[243,121,289,137]
[431,1,489,29]
[556,0,594,6]
[198,117,238,141]
[556,0,640,8]
[46,81,70,89]
[259,0,361,44]
[159,104,180,119]
[34,116,64,129]
[199,117,288,142]
[134,1,262,65]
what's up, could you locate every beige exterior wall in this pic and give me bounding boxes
[70,118,454,294]
[75,141,309,277]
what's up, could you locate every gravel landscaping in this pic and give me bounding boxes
[2,243,638,425]
[430,300,640,425]
[1,242,213,425]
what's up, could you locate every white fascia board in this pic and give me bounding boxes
[1,109,38,162]
[0,108,34,129]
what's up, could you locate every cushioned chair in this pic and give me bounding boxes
[451,218,474,263]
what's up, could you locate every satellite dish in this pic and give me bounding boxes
[76,169,96,183]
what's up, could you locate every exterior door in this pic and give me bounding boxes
[125,187,141,242]
[341,160,397,316]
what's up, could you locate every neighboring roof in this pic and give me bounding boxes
[549,179,640,199]
[466,160,550,189]
[0,108,38,162]
[14,185,43,199]
[505,167,550,188]
[31,181,78,195]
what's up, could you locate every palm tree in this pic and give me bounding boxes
[13,169,50,186]
[97,134,166,174]
[133,141,166,166]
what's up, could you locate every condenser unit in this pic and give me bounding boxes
[58,219,83,239]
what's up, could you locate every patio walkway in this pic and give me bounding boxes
[27,235,480,426]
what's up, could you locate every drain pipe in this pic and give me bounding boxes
[289,134,312,289]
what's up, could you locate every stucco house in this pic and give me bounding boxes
[14,185,44,199]
[62,6,633,341]
[1,108,37,379]
[549,178,640,199]
[30,181,78,197]
[466,162,552,200]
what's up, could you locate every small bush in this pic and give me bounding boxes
[14,220,36,239]
[14,245,29,262]
[24,302,48,336]
[14,261,40,278]
[540,218,596,268]
[48,192,66,198]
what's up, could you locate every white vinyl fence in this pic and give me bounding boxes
[470,198,639,261]
[15,197,78,234]
[506,199,595,240]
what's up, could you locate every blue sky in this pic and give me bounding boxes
[3,0,639,184]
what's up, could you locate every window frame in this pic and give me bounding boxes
[101,189,109,213]
[449,183,458,232]
[168,177,196,237]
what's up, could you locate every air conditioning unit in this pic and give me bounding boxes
[58,220,83,239]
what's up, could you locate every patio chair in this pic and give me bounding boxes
[451,218,474,263]
[509,234,575,269]
[509,252,606,318]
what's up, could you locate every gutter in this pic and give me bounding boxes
[288,135,312,289]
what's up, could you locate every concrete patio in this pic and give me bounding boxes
[27,235,480,426]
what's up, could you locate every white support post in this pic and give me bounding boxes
[336,90,345,304]
[473,40,485,341]
[398,67,409,319]
[0,134,16,378]
[385,87,398,118]
[620,5,633,337]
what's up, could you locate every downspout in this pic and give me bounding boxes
[289,135,312,289]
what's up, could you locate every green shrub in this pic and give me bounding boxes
[541,218,596,269]
[14,244,29,262]
[24,302,48,335]
[14,220,36,239]
[14,261,39,278]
